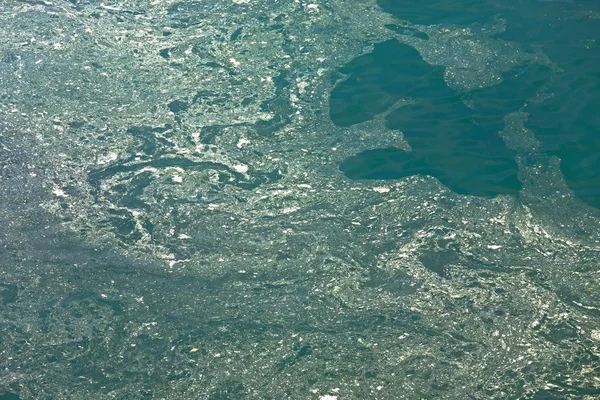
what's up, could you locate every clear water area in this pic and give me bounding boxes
[335,0,600,206]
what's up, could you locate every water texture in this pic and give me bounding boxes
[0,0,599,399]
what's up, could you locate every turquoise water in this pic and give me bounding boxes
[334,39,528,197]
[335,0,600,207]
[1,0,599,399]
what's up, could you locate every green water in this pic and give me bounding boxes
[335,0,599,207]
[0,0,599,399]
[335,39,529,197]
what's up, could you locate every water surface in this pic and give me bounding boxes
[0,0,599,399]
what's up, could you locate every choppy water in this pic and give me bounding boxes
[0,0,599,399]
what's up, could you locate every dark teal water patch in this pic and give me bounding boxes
[374,0,600,207]
[377,0,597,27]
[340,147,521,197]
[492,2,600,208]
[377,0,510,26]
[332,40,554,197]
[330,40,449,127]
